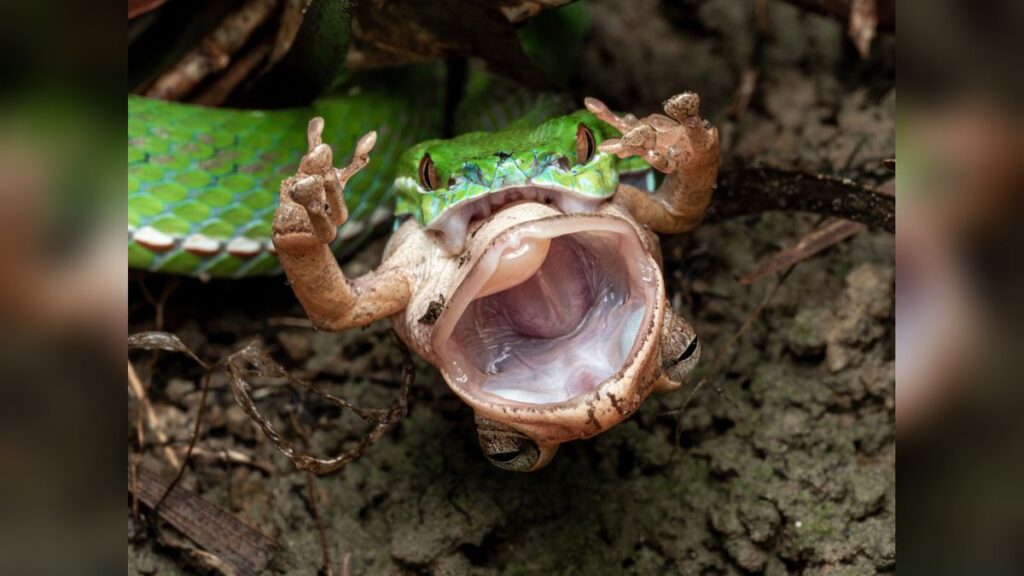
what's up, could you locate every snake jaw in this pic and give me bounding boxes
[424,185,606,255]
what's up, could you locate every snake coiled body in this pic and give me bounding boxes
[128,72,443,278]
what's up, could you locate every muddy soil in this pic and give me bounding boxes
[129,1,894,574]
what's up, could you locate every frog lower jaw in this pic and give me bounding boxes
[426,185,607,255]
[432,209,660,407]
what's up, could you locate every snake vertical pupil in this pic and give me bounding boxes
[418,153,439,190]
[576,123,595,165]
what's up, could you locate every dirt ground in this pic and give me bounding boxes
[128,1,895,574]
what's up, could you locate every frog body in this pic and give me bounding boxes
[273,92,719,471]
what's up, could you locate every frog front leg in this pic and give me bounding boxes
[273,118,414,330]
[586,92,719,234]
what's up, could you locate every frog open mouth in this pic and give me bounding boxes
[432,207,660,406]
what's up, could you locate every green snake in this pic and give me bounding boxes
[126,0,627,279]
[128,0,894,280]
[128,69,445,278]
[128,66,657,278]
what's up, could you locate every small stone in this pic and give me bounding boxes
[165,378,195,402]
[725,537,768,573]
[130,547,158,575]
[225,404,259,442]
[787,308,827,358]
[276,331,311,362]
[861,361,895,399]
[710,506,743,536]
[824,263,895,372]
[432,553,472,576]
[848,465,888,517]
[740,499,781,544]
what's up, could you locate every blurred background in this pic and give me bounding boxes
[0,0,1018,573]
[0,1,123,574]
[899,0,1024,572]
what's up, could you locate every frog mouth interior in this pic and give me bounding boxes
[433,214,659,406]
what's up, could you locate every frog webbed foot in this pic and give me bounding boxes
[585,92,715,173]
[273,117,376,253]
[271,118,413,332]
[585,92,720,234]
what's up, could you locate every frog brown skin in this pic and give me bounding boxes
[272,93,718,471]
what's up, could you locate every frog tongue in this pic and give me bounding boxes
[475,237,551,300]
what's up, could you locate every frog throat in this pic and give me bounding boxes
[393,110,626,241]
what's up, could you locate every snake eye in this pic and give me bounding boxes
[576,123,596,165]
[418,153,440,190]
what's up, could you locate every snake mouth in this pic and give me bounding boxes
[426,186,606,254]
[433,211,660,407]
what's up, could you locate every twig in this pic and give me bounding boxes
[138,276,178,332]
[306,472,334,576]
[778,0,894,31]
[131,465,279,576]
[132,368,146,448]
[730,0,768,119]
[155,369,214,512]
[191,42,273,106]
[848,0,878,58]
[338,552,352,576]
[129,332,216,514]
[130,452,142,523]
[755,0,771,33]
[739,218,866,285]
[128,360,181,469]
[128,330,410,573]
[268,0,313,65]
[727,267,795,350]
[729,69,761,119]
[226,333,413,474]
[286,412,336,576]
[709,167,895,233]
[128,0,171,20]
[145,0,279,100]
[183,446,275,475]
[136,277,178,423]
[736,177,895,284]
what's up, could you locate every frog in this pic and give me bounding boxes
[272,92,719,471]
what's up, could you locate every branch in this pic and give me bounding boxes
[707,167,894,233]
[144,0,279,101]
[738,218,867,284]
[131,465,279,576]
